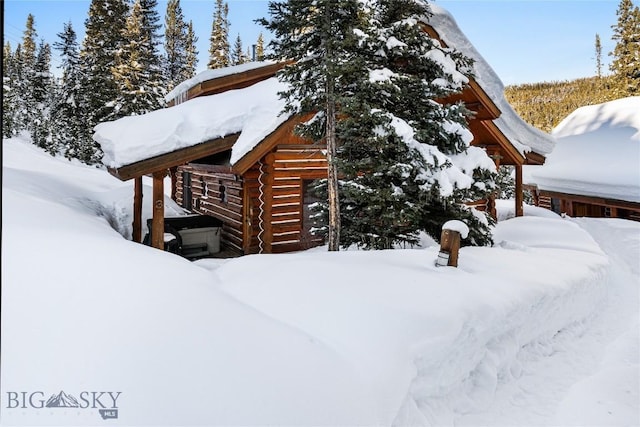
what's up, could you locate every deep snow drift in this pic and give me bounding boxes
[527,96,640,202]
[2,135,638,426]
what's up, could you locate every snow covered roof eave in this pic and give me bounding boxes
[422,4,555,158]
[165,60,283,104]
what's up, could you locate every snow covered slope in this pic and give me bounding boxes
[2,136,638,426]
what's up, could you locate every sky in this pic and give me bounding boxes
[2,0,628,85]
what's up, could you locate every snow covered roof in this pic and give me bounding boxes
[526,97,640,203]
[164,61,278,103]
[95,3,556,175]
[95,77,291,170]
[425,5,555,157]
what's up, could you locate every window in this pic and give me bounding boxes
[219,182,227,203]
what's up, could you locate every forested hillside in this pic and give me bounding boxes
[504,76,621,133]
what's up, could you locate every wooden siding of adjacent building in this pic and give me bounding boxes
[528,187,640,222]
[175,164,245,254]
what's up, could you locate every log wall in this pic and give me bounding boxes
[176,165,244,254]
[258,145,327,254]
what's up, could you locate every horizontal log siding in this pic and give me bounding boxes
[266,146,327,253]
[176,165,244,254]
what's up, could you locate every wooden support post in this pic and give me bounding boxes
[132,176,143,243]
[488,195,497,221]
[151,171,165,250]
[437,229,461,267]
[515,164,524,217]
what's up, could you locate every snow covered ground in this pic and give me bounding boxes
[2,135,638,426]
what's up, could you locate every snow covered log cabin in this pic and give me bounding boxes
[526,97,640,221]
[94,6,555,255]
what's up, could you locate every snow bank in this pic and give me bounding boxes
[3,136,637,426]
[426,4,555,156]
[94,77,290,168]
[527,97,640,202]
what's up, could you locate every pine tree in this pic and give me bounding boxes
[231,33,246,65]
[112,0,167,117]
[51,22,97,163]
[22,14,37,71]
[610,0,640,95]
[208,0,230,69]
[81,0,129,128]
[334,0,495,249]
[8,44,30,134]
[165,0,191,89]
[20,14,39,135]
[595,33,603,78]
[184,21,199,81]
[259,0,365,250]
[2,42,18,137]
[31,39,54,151]
[32,40,52,106]
[256,32,265,61]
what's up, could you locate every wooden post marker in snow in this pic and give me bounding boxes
[436,220,469,268]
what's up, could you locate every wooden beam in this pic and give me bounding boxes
[107,134,239,181]
[133,176,143,243]
[151,171,165,250]
[232,113,315,176]
[515,164,524,217]
[524,151,547,166]
[538,189,640,212]
[475,120,525,166]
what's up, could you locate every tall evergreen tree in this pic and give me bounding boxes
[208,0,230,69]
[610,0,640,95]
[32,40,52,106]
[112,0,167,116]
[184,21,199,80]
[595,33,603,78]
[138,0,164,72]
[336,0,495,248]
[20,14,39,135]
[31,39,54,151]
[81,0,129,128]
[231,33,246,65]
[259,0,365,250]
[21,14,37,71]
[2,42,19,137]
[51,22,97,163]
[165,0,185,88]
[256,32,265,61]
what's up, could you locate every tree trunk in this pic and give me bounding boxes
[324,5,340,252]
[326,86,340,251]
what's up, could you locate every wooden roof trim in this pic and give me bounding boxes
[107,134,239,181]
[537,189,640,211]
[524,151,546,166]
[167,62,289,105]
[476,120,525,165]
[231,113,315,176]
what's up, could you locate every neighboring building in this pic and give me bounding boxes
[526,97,640,221]
[94,7,555,255]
